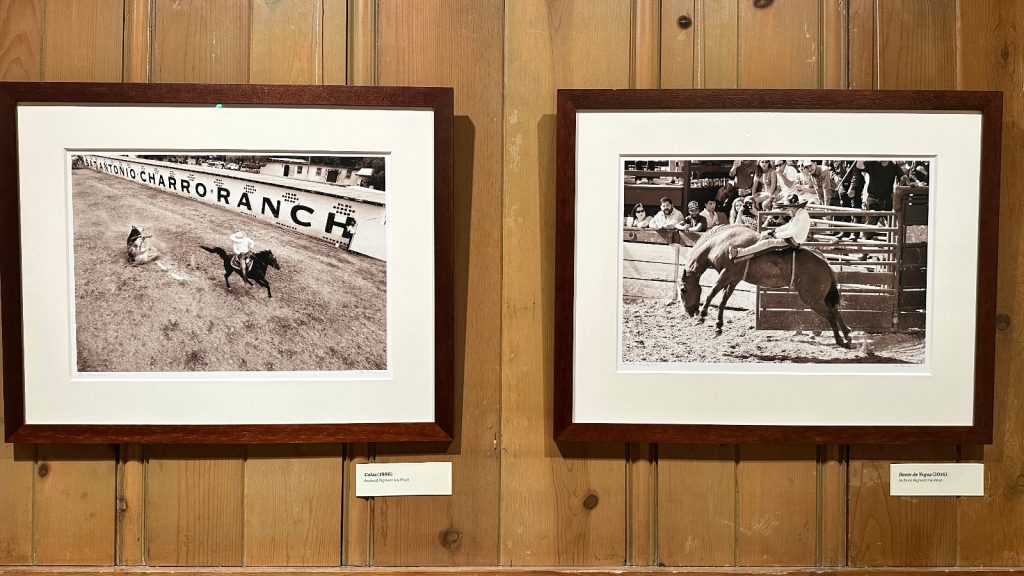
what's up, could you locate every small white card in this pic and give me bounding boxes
[890,463,984,496]
[355,462,452,497]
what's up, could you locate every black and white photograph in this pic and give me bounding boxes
[72,152,388,373]
[621,157,931,365]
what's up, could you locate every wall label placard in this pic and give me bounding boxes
[355,462,453,497]
[890,463,984,496]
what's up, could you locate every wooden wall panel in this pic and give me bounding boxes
[737,0,820,88]
[152,0,250,83]
[657,445,736,566]
[323,0,347,84]
[244,445,342,566]
[848,446,958,566]
[956,0,1024,565]
[0,0,42,81]
[42,0,123,81]
[659,0,695,88]
[877,0,956,90]
[123,0,152,82]
[502,0,630,565]
[250,0,322,84]
[348,0,377,86]
[372,1,503,565]
[632,0,661,89]
[696,0,737,88]
[146,446,245,566]
[116,446,145,566]
[35,445,117,565]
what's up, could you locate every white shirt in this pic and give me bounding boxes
[772,209,810,243]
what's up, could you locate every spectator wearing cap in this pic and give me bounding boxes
[649,197,686,230]
[678,200,708,233]
[731,193,810,262]
[628,202,652,228]
[797,160,835,206]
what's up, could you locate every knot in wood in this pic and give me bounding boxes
[996,313,1011,331]
[753,0,773,8]
[37,462,49,477]
[1001,46,1011,62]
[582,492,599,510]
[1016,474,1024,488]
[440,528,461,549]
[677,15,693,30]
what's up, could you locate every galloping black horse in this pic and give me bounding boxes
[201,245,281,298]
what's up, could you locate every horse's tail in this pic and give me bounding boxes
[201,245,228,258]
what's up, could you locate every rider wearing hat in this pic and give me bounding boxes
[229,231,256,281]
[730,193,810,262]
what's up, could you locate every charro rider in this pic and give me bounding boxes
[229,230,256,281]
[730,193,810,262]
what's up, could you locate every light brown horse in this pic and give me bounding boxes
[680,224,853,348]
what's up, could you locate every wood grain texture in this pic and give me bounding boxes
[34,445,117,565]
[657,444,736,566]
[250,0,322,84]
[373,1,502,564]
[323,0,347,84]
[627,443,654,566]
[738,0,820,88]
[632,0,661,89]
[736,445,817,566]
[0,0,42,81]
[243,445,342,566]
[42,0,123,81]
[0,355,32,566]
[847,0,875,89]
[146,446,245,566]
[123,0,152,82]
[152,0,250,83]
[116,446,145,566]
[343,443,373,566]
[822,0,846,89]
[818,445,848,567]
[503,0,630,565]
[877,0,956,89]
[956,0,1024,565]
[659,0,694,88]
[696,0,737,88]
[348,0,377,86]
[848,446,957,566]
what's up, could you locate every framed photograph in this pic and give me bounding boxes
[1,83,454,443]
[555,89,1001,444]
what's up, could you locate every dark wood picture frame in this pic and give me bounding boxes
[555,88,1002,444]
[1,82,455,444]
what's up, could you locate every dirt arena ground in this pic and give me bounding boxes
[622,297,926,364]
[72,168,387,372]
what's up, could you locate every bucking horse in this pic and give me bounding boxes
[680,224,853,348]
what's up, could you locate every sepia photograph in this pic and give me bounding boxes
[72,152,388,373]
[621,157,931,365]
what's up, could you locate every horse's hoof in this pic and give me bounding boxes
[696,316,706,325]
[713,329,723,338]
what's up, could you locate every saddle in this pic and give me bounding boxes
[230,254,253,273]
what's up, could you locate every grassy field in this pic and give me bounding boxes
[72,169,387,372]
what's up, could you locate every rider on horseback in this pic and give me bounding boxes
[229,231,255,281]
[730,193,810,262]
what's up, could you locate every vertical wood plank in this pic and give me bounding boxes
[152,0,250,83]
[0,3,41,562]
[847,2,959,568]
[123,0,152,82]
[697,0,737,88]
[736,445,817,566]
[632,0,661,89]
[660,0,695,88]
[627,444,655,566]
[343,444,373,566]
[818,445,847,566]
[848,446,958,566]
[243,445,342,566]
[0,0,43,81]
[847,0,875,89]
[737,0,820,88]
[956,0,1024,565]
[250,0,322,84]
[821,0,846,89]
[372,1,503,564]
[42,0,124,81]
[348,0,376,86]
[503,1,631,565]
[116,446,145,566]
[146,446,245,566]
[323,0,347,84]
[657,444,735,566]
[877,0,956,89]
[35,445,117,565]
